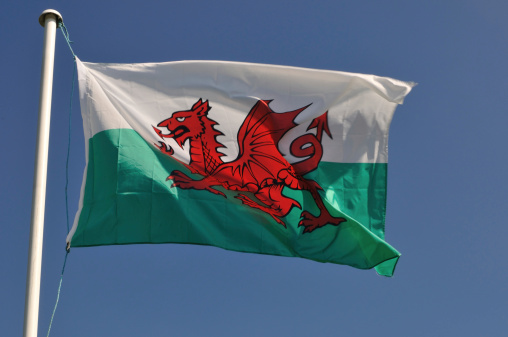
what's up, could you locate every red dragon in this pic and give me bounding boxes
[152,98,346,233]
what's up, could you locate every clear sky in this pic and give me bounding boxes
[2,1,507,336]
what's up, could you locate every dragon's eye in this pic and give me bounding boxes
[176,117,186,122]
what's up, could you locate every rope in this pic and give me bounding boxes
[45,20,77,337]
[58,21,76,60]
[45,251,69,337]
[58,19,77,233]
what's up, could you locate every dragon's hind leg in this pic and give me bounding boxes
[235,185,301,228]
[299,210,346,233]
[235,194,288,227]
[298,186,346,233]
[278,168,346,233]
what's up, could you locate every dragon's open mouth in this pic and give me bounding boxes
[153,125,189,140]
[169,126,189,140]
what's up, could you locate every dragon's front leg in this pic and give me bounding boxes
[168,170,226,198]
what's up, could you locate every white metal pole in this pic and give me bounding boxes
[23,9,62,337]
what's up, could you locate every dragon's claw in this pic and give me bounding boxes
[235,194,258,208]
[206,187,226,198]
[298,211,346,233]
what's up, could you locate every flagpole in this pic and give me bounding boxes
[23,9,62,337]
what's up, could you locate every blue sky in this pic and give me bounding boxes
[2,1,508,336]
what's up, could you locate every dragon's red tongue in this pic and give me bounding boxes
[173,128,185,138]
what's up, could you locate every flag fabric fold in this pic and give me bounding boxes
[68,58,414,276]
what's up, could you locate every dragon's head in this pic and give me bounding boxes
[153,99,211,148]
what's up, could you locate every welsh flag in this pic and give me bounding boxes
[67,58,414,276]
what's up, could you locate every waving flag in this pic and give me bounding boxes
[67,58,414,276]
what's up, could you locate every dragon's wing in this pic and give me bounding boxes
[215,100,309,189]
